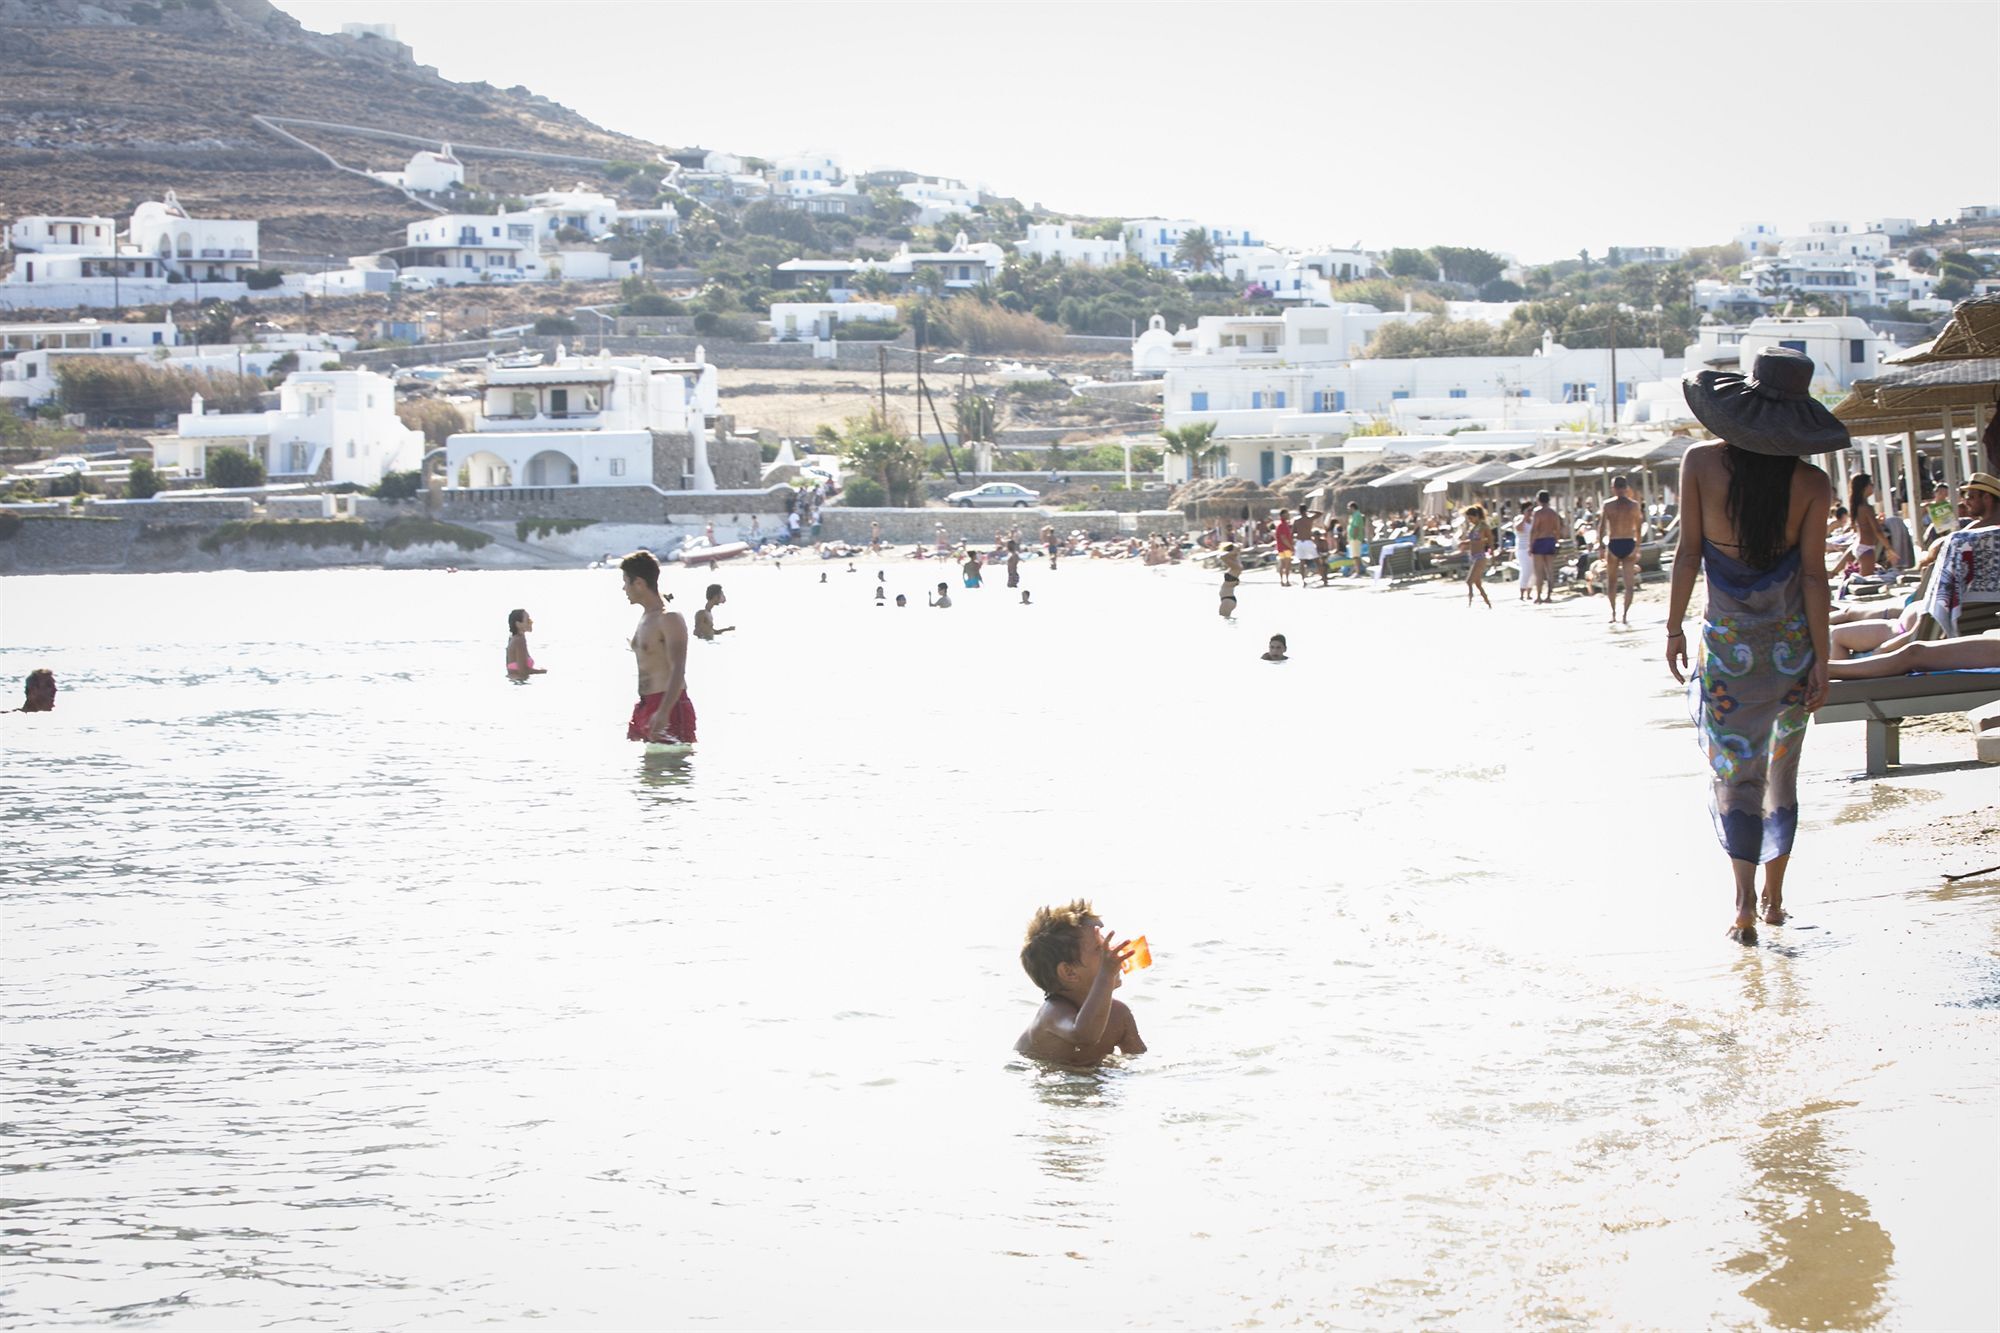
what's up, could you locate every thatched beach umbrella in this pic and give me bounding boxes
[1883,295,2000,365]
[1169,476,1277,524]
[1835,355,1999,526]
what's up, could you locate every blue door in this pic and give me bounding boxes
[1259,450,1275,485]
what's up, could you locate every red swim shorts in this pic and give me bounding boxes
[627,691,697,743]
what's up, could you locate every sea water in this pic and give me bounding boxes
[2,564,1994,1329]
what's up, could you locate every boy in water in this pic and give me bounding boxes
[1262,634,1288,661]
[693,584,734,641]
[1014,899,1146,1066]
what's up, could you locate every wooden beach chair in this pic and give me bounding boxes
[1814,669,2000,775]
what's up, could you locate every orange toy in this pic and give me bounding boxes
[1121,935,1153,974]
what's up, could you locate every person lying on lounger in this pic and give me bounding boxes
[1827,632,2000,679]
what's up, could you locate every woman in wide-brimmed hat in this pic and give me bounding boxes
[1665,347,1848,944]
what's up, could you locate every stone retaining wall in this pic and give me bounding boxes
[82,496,258,521]
[439,484,794,524]
[345,334,924,373]
[816,507,1185,544]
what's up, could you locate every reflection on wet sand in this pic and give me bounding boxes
[1724,1101,1893,1330]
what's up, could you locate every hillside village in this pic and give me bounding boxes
[2,0,1996,572]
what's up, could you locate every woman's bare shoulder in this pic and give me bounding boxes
[1793,459,1834,498]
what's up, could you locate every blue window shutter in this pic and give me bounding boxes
[1274,391,1286,408]
[1392,389,1410,400]
[1334,390,1346,410]
[1191,391,1208,411]
[1780,339,1806,353]
[1251,391,1263,409]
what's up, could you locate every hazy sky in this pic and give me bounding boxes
[283,0,1998,263]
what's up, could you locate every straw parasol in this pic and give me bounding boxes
[1882,295,2000,365]
[1833,348,1999,527]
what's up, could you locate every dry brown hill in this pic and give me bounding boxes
[0,0,674,260]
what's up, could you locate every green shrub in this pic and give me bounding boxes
[516,517,598,542]
[128,456,163,499]
[206,447,266,489]
[371,469,423,501]
[691,311,756,341]
[533,315,581,336]
[840,477,887,507]
[833,319,904,341]
[199,517,491,554]
[624,292,685,317]
[243,268,285,291]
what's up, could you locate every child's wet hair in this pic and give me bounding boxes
[508,608,528,633]
[1021,898,1100,994]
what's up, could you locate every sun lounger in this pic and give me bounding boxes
[1814,668,2000,775]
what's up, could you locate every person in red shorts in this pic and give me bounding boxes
[620,550,694,744]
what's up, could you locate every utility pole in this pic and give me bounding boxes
[877,345,887,424]
[913,309,962,483]
[1607,310,1617,435]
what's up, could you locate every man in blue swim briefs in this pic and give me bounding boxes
[1528,489,1563,604]
[1600,474,1645,625]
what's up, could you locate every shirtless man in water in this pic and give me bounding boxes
[692,583,734,641]
[1599,475,1645,624]
[621,550,694,744]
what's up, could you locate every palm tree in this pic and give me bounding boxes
[1174,227,1217,273]
[1160,421,1221,479]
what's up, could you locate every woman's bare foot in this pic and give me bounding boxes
[1728,923,1759,945]
[1759,889,1788,926]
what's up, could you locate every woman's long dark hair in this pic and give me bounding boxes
[1723,445,1798,572]
[1847,472,1874,518]
[508,608,527,634]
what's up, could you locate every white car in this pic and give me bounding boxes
[946,482,1040,508]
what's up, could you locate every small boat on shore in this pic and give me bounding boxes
[673,541,750,567]
[492,349,544,370]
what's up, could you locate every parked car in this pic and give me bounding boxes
[946,482,1041,508]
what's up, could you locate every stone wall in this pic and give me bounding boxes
[710,436,760,489]
[83,496,257,521]
[0,515,141,572]
[439,483,793,524]
[816,507,1186,544]
[344,333,926,373]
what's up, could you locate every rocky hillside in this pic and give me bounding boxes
[0,0,673,259]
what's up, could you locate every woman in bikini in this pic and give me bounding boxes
[1460,504,1493,608]
[1848,474,1889,578]
[505,608,546,681]
[1669,347,1843,945]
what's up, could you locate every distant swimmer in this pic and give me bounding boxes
[1014,898,1146,1067]
[928,582,952,608]
[1006,539,1021,588]
[1020,589,1032,605]
[895,593,908,607]
[12,668,56,712]
[505,609,547,680]
[875,586,887,604]
[621,551,695,745]
[1600,475,1644,624]
[963,550,984,589]
[693,583,735,641]
[1262,633,1288,661]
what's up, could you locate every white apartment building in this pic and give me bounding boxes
[128,191,260,283]
[1132,305,1422,377]
[897,177,980,226]
[1153,312,1673,483]
[388,212,538,279]
[769,301,898,342]
[1736,221,1781,254]
[1682,314,1882,389]
[772,152,843,193]
[1020,223,1125,269]
[152,370,421,486]
[446,350,722,491]
[0,317,178,406]
[1124,218,1263,269]
[896,232,1004,290]
[371,144,465,194]
[6,216,116,254]
[1692,279,1776,314]
[1606,246,1686,265]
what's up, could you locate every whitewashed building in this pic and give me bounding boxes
[897,177,980,226]
[128,191,260,283]
[894,231,1004,290]
[371,144,465,194]
[0,317,178,406]
[446,349,725,491]
[772,152,843,192]
[152,370,421,485]
[768,301,898,342]
[1152,310,1675,484]
[6,216,117,254]
[1123,218,1262,269]
[1682,314,1882,388]
[1020,223,1125,269]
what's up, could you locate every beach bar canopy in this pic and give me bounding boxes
[1882,295,2000,366]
